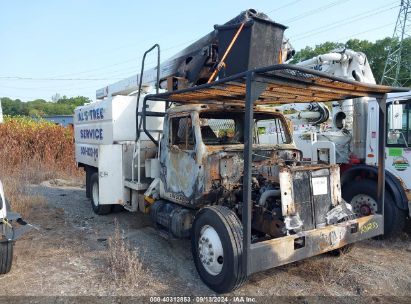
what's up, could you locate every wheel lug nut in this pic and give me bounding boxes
[209,244,212,248]
[206,261,210,265]
[210,251,214,255]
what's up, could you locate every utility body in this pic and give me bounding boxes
[74,10,408,292]
[272,49,411,236]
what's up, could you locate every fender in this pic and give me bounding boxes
[341,164,408,211]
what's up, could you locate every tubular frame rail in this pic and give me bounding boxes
[139,64,408,275]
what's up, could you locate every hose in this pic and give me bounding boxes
[258,190,281,206]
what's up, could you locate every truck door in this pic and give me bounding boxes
[98,144,124,205]
[160,113,201,205]
[386,99,411,190]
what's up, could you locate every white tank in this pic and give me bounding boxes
[74,95,164,145]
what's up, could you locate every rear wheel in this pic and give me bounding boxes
[191,206,246,293]
[0,241,13,274]
[342,179,406,238]
[90,173,111,215]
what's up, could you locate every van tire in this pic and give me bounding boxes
[90,173,111,215]
[0,241,13,274]
[191,206,246,293]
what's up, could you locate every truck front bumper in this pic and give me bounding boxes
[249,214,383,274]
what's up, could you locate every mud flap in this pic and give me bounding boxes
[2,212,33,241]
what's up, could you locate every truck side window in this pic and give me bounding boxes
[256,118,290,144]
[169,116,195,150]
[387,101,410,147]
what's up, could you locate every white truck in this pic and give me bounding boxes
[0,100,31,274]
[268,49,411,236]
[74,10,406,292]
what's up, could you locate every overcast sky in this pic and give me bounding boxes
[0,0,401,101]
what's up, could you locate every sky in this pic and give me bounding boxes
[0,0,401,102]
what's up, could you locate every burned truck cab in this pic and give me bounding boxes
[158,104,351,239]
[140,64,403,293]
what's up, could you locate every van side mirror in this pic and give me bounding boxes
[390,103,403,130]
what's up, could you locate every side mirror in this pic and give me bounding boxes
[390,103,403,130]
[387,130,401,144]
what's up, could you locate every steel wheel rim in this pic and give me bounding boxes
[350,194,378,216]
[92,182,99,207]
[198,225,224,276]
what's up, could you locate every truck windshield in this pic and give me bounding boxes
[387,101,411,147]
[199,112,291,145]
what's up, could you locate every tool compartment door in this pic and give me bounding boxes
[98,145,123,205]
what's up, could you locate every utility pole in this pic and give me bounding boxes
[381,0,411,86]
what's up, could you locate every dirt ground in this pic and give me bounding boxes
[2,179,411,300]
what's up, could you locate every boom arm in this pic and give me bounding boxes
[296,49,375,84]
[279,49,376,126]
[96,9,293,99]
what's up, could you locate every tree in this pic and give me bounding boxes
[0,95,91,117]
[51,93,61,103]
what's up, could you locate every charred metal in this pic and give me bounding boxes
[153,104,352,239]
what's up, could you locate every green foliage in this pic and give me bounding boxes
[0,95,91,117]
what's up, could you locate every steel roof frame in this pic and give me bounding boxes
[140,64,408,275]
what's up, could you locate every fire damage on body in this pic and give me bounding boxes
[152,105,353,242]
[74,8,410,293]
[140,64,406,293]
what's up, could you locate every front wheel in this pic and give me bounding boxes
[191,206,247,293]
[342,179,406,238]
[0,241,13,274]
[90,173,112,215]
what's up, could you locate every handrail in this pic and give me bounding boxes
[136,44,160,141]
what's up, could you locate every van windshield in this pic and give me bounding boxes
[199,112,291,145]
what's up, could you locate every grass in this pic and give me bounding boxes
[0,116,80,178]
[0,116,82,216]
[1,174,46,217]
[106,220,150,287]
[281,249,366,295]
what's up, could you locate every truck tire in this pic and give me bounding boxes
[191,206,246,293]
[327,244,354,256]
[342,179,406,238]
[90,173,111,215]
[0,241,13,274]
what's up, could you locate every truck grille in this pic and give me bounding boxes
[292,168,332,231]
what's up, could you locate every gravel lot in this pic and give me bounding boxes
[2,180,411,300]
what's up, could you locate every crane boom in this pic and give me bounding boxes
[96,9,293,99]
